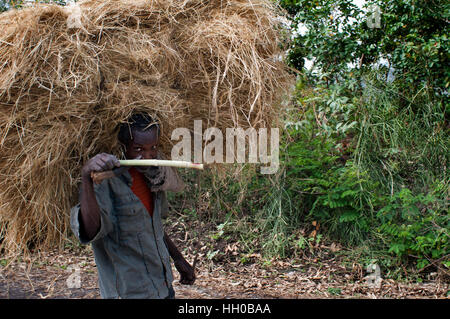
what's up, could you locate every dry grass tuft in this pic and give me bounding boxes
[0,0,293,254]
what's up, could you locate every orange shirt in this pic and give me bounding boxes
[129,168,153,217]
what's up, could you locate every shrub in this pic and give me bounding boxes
[377,185,449,270]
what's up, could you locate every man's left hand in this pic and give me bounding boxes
[174,258,196,285]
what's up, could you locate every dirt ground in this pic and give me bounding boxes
[0,211,448,299]
[0,245,448,299]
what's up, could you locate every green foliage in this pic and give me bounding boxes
[354,72,448,193]
[279,0,450,93]
[327,287,342,295]
[344,72,448,270]
[377,185,449,270]
[373,0,450,93]
[281,0,364,77]
[275,0,448,272]
[279,68,448,271]
[283,80,377,245]
[0,0,69,12]
[254,177,296,258]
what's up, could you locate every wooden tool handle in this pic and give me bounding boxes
[90,160,204,184]
[90,171,116,184]
[119,159,204,170]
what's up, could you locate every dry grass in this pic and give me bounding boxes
[0,0,293,254]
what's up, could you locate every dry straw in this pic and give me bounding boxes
[0,0,293,254]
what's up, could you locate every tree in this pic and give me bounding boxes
[279,0,449,94]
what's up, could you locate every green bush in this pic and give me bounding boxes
[282,79,379,246]
[284,125,374,245]
[354,73,448,194]
[377,185,449,270]
[279,71,448,271]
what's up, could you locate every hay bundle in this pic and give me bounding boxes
[0,0,292,253]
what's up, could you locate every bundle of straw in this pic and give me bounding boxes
[0,0,292,253]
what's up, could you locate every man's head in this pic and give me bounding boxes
[118,113,160,160]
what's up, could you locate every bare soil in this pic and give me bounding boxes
[0,246,448,299]
[0,214,448,299]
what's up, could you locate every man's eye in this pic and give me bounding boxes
[135,148,142,152]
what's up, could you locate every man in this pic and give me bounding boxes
[70,113,195,299]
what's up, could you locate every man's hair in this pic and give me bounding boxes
[117,113,160,145]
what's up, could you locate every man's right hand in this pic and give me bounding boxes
[81,153,120,179]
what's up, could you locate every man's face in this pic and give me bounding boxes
[125,128,159,160]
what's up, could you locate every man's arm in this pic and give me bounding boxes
[164,231,196,285]
[79,175,101,240]
[79,153,120,241]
